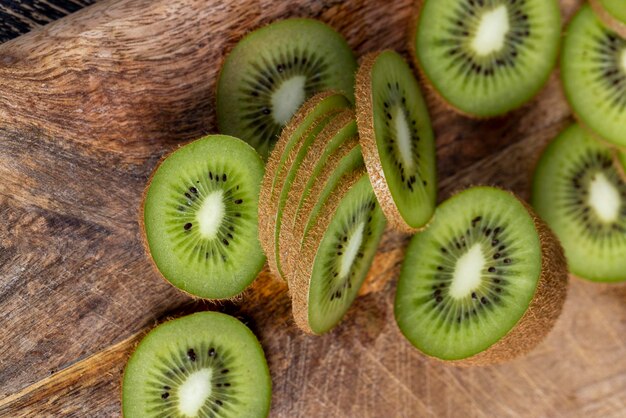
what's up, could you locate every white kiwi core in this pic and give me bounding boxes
[339,222,365,279]
[393,106,416,171]
[471,5,510,56]
[177,369,213,417]
[196,190,225,239]
[620,48,626,73]
[271,75,307,125]
[588,172,621,223]
[449,244,486,299]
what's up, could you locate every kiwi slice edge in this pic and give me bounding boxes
[589,0,626,38]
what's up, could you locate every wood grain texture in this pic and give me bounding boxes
[0,0,624,416]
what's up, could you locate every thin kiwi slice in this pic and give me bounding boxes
[395,186,568,365]
[355,50,436,232]
[562,5,626,148]
[291,173,387,334]
[122,311,271,418]
[217,18,357,159]
[258,92,350,277]
[411,0,561,117]
[142,135,265,299]
[532,124,626,283]
[268,110,356,280]
[590,0,626,38]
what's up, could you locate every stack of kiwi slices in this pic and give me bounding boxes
[562,4,626,149]
[410,0,562,117]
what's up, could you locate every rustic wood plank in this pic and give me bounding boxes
[0,0,624,416]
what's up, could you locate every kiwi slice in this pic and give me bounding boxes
[122,311,271,418]
[291,173,387,334]
[258,92,350,277]
[217,18,357,159]
[142,135,265,299]
[532,124,626,283]
[411,0,561,117]
[355,50,436,232]
[562,5,626,148]
[395,186,568,364]
[590,0,626,38]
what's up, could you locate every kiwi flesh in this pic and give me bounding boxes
[142,135,265,299]
[395,186,568,364]
[291,172,387,335]
[258,92,350,277]
[356,50,436,232]
[590,0,626,38]
[217,18,357,159]
[562,5,626,148]
[532,124,626,283]
[122,311,271,418]
[411,0,561,117]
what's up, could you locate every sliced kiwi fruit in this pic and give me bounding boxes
[532,124,626,283]
[355,50,436,232]
[291,172,387,334]
[265,110,355,280]
[142,135,265,299]
[258,92,350,277]
[395,186,568,365]
[217,18,357,159]
[122,311,271,418]
[562,5,626,148]
[590,0,626,38]
[411,0,561,117]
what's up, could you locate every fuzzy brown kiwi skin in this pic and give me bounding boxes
[277,110,357,279]
[406,192,569,367]
[258,91,341,273]
[589,0,626,39]
[356,50,429,234]
[290,170,367,334]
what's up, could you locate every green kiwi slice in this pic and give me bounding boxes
[142,135,265,299]
[355,50,436,232]
[590,0,626,38]
[258,92,350,277]
[395,186,567,364]
[411,0,561,117]
[562,5,626,148]
[532,124,626,283]
[122,311,271,418]
[217,18,357,159]
[291,173,387,334]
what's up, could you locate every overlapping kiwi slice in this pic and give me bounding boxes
[590,0,626,38]
[217,18,357,159]
[142,135,265,299]
[562,5,626,148]
[355,50,436,232]
[395,186,567,364]
[291,173,386,335]
[122,311,271,418]
[258,92,350,279]
[411,0,561,117]
[532,124,626,283]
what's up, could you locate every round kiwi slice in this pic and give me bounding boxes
[562,5,626,148]
[122,311,271,418]
[411,0,561,117]
[590,0,626,38]
[258,92,350,276]
[395,186,568,365]
[217,18,357,159]
[355,50,436,232]
[291,173,387,334]
[142,135,265,299]
[532,124,626,283]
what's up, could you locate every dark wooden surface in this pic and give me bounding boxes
[0,0,95,43]
[0,0,624,416]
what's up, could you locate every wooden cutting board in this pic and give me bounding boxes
[0,0,624,416]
